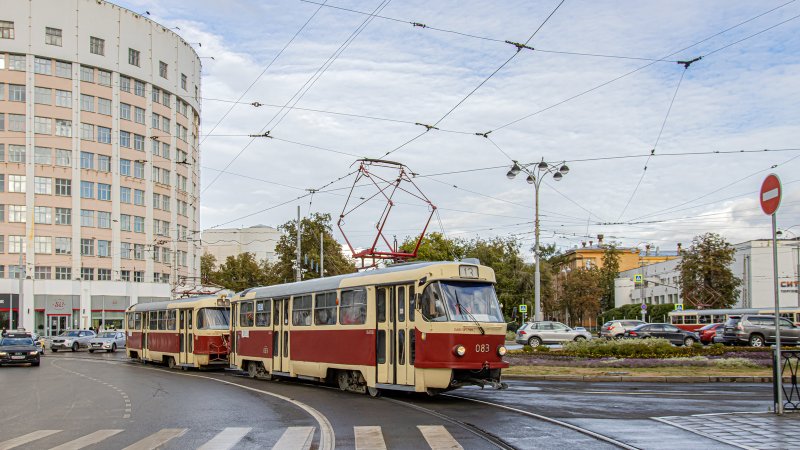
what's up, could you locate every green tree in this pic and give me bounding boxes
[214,252,268,292]
[598,245,621,311]
[561,268,602,325]
[678,233,742,309]
[398,232,467,261]
[200,252,217,284]
[273,213,356,282]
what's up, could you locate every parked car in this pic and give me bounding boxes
[515,321,592,346]
[600,320,646,339]
[723,315,800,347]
[697,323,724,345]
[50,330,97,352]
[0,332,40,366]
[713,326,726,344]
[623,323,700,346]
[88,331,126,353]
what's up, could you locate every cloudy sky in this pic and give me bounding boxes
[117,0,800,258]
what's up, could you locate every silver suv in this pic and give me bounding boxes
[515,321,592,346]
[723,315,800,347]
[50,330,96,352]
[600,320,646,339]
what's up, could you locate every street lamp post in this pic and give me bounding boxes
[507,159,570,322]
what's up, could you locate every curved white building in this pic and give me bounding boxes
[0,0,201,334]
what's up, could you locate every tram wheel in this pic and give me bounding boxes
[167,356,177,369]
[248,362,258,378]
[367,386,381,398]
[337,371,350,391]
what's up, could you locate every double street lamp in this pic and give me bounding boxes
[507,159,570,322]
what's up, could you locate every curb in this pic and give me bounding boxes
[502,374,783,383]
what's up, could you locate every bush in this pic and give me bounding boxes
[505,331,517,341]
[561,338,724,358]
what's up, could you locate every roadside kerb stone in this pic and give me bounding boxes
[502,374,789,383]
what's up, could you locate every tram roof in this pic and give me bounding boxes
[128,294,225,312]
[668,308,760,315]
[238,261,468,299]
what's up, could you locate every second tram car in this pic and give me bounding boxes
[125,295,231,369]
[669,307,800,331]
[230,261,508,395]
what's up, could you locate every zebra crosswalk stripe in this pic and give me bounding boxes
[271,427,315,450]
[197,427,252,450]
[49,429,123,450]
[417,425,463,450]
[0,430,61,450]
[121,428,188,450]
[354,426,387,450]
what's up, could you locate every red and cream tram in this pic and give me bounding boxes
[669,307,800,331]
[230,261,509,395]
[125,295,231,369]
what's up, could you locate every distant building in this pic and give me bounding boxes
[614,239,800,309]
[563,236,679,272]
[201,225,282,264]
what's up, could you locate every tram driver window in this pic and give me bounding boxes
[314,292,337,326]
[420,283,448,321]
[127,313,134,330]
[339,289,366,325]
[134,312,142,330]
[292,295,312,326]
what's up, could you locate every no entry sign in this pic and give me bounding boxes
[760,174,782,215]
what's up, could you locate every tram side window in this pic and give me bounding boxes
[134,312,142,330]
[149,311,157,330]
[255,299,271,327]
[684,315,698,324]
[127,313,134,330]
[314,292,337,325]
[376,288,386,323]
[292,295,312,326]
[699,315,711,324]
[158,310,167,330]
[340,289,367,325]
[672,315,683,324]
[713,315,725,323]
[239,301,254,327]
[167,310,176,330]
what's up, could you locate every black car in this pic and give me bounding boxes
[0,333,41,366]
[623,323,699,346]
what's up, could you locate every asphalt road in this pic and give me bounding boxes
[0,351,789,449]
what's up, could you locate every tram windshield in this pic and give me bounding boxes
[196,307,230,330]
[421,281,504,323]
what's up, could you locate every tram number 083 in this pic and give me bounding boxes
[475,344,490,353]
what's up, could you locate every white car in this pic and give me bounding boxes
[600,320,646,339]
[515,321,592,346]
[88,331,126,353]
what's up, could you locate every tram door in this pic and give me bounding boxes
[376,286,394,385]
[272,297,289,373]
[395,284,415,386]
[178,309,192,365]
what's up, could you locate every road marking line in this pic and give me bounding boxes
[355,426,387,450]
[417,426,462,450]
[0,430,61,450]
[121,428,188,450]
[272,427,315,450]
[198,427,252,450]
[49,429,123,450]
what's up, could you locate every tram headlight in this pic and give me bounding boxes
[453,345,466,357]
[497,345,507,357]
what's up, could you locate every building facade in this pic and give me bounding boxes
[0,0,202,334]
[614,239,800,310]
[201,225,282,265]
[564,241,678,272]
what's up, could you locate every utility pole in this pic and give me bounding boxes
[295,206,302,282]
[320,231,324,278]
[16,252,24,330]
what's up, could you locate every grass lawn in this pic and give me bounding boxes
[504,365,772,377]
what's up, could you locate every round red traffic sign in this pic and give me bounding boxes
[760,174,782,215]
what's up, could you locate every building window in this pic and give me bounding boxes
[9,236,25,253]
[98,155,110,172]
[98,241,110,258]
[133,134,144,151]
[0,20,14,39]
[34,206,51,224]
[9,84,25,102]
[97,183,111,201]
[120,103,131,120]
[34,236,52,254]
[55,119,72,137]
[120,242,131,259]
[121,270,131,281]
[34,57,51,74]
[80,151,94,169]
[9,174,26,192]
[76,212,94,231]
[134,271,144,283]
[34,147,52,165]
[55,89,71,107]
[134,243,144,259]
[55,61,71,78]
[134,106,145,124]
[55,208,71,225]
[80,94,95,112]
[133,189,145,206]
[34,117,52,134]
[34,176,52,194]
[120,159,131,176]
[80,66,94,82]
[161,92,171,108]
[120,186,131,204]
[35,266,52,280]
[9,145,25,163]
[34,87,52,105]
[55,267,71,280]
[97,97,112,115]
[162,143,170,159]
[159,61,168,78]
[97,126,111,144]
[55,178,71,196]
[46,27,62,46]
[9,205,26,222]
[81,267,94,280]
[181,73,187,90]
[153,193,160,210]
[119,130,131,148]
[8,114,25,132]
[97,268,111,280]
[55,237,71,254]
[55,149,71,167]
[81,239,94,256]
[134,79,145,97]
[98,211,111,229]
[89,36,104,55]
[134,216,144,233]
[80,123,94,141]
[9,266,25,279]
[162,117,170,133]
[120,215,131,231]
[128,48,140,67]
[80,181,94,199]
[152,88,160,104]
[98,70,111,86]
[134,161,144,179]
[120,76,131,93]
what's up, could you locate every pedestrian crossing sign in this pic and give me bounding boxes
[674,304,684,311]
[634,274,643,283]
[518,304,527,313]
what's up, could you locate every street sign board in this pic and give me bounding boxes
[674,304,684,311]
[518,304,527,313]
[760,174,782,215]
[634,274,642,283]
[641,303,647,311]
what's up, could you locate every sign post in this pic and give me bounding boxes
[641,302,647,322]
[760,173,783,415]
